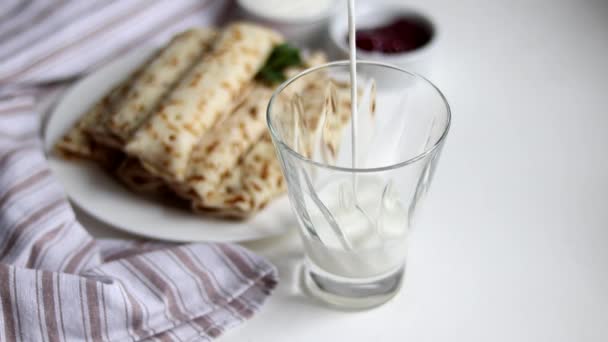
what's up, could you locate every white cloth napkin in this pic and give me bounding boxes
[0,1,279,341]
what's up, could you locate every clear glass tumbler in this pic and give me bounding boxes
[267,61,451,309]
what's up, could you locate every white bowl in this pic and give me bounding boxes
[236,0,337,48]
[328,2,437,77]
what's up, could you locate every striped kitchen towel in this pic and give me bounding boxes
[0,1,278,341]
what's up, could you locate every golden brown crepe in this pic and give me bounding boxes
[55,28,216,160]
[209,81,359,218]
[188,82,358,218]
[104,28,217,147]
[183,53,327,203]
[268,75,360,163]
[125,23,283,183]
[192,133,286,218]
[183,84,274,201]
[303,79,360,163]
[54,103,105,159]
[53,85,126,168]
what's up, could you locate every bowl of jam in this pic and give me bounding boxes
[329,3,436,76]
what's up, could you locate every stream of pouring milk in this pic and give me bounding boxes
[348,0,358,172]
[301,0,409,279]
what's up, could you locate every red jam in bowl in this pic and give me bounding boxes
[349,16,433,54]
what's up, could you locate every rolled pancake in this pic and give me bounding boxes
[55,28,215,163]
[126,23,283,183]
[54,85,125,168]
[84,59,153,149]
[271,77,359,160]
[302,80,361,163]
[184,84,274,200]
[192,133,286,218]
[54,102,106,159]
[191,80,362,218]
[104,28,217,146]
[183,53,327,203]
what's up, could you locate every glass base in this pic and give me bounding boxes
[301,263,405,310]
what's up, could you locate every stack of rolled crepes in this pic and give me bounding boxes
[55,22,356,219]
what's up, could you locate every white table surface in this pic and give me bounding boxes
[83,0,608,340]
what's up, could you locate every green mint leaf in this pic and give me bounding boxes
[256,44,302,85]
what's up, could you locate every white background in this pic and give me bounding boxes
[85,0,608,340]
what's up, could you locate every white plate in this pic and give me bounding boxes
[44,49,294,242]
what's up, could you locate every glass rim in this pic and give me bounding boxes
[266,60,451,173]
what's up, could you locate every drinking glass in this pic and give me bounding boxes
[267,61,450,309]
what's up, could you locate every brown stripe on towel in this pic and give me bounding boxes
[0,198,65,260]
[41,271,61,342]
[0,265,17,342]
[25,223,63,269]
